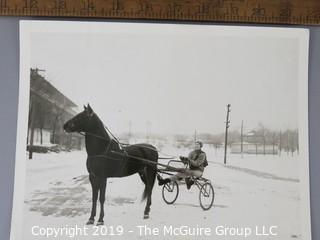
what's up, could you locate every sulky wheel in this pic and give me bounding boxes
[199,182,214,210]
[162,181,179,204]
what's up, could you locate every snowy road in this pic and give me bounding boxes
[22,149,302,240]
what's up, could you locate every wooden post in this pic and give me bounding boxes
[224,104,231,165]
[40,128,43,145]
[69,133,73,149]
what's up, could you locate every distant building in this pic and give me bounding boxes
[28,68,83,157]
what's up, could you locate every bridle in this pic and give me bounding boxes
[74,111,126,154]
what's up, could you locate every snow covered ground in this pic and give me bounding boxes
[21,145,303,240]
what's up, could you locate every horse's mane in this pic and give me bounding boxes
[92,113,110,141]
[93,113,124,151]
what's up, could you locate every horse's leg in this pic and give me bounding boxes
[143,167,156,219]
[87,174,99,225]
[97,178,107,225]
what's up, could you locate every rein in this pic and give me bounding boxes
[78,129,176,160]
[76,129,185,174]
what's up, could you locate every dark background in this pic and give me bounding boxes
[0,17,319,240]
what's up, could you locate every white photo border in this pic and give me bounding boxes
[11,20,311,240]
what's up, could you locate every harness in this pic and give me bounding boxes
[78,124,175,160]
[73,119,189,176]
[78,130,128,177]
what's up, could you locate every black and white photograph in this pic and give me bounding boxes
[11,21,310,240]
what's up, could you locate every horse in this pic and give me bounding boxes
[63,104,158,224]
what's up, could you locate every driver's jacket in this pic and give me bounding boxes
[187,150,206,172]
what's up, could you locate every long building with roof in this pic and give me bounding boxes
[28,68,83,158]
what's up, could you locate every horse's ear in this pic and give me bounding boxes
[84,105,87,110]
[87,104,93,113]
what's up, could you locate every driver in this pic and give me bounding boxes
[158,140,207,189]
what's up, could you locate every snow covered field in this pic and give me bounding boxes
[21,146,303,240]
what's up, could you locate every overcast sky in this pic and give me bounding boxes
[28,22,305,136]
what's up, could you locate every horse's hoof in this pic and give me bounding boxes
[96,221,104,226]
[86,219,94,225]
[143,214,149,219]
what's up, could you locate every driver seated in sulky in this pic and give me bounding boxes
[158,140,208,189]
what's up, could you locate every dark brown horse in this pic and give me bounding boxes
[63,104,158,224]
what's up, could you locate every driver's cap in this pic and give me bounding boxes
[195,140,203,148]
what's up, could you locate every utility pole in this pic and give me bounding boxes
[28,69,46,159]
[146,121,151,143]
[296,130,299,155]
[224,104,231,164]
[128,121,132,143]
[241,120,244,158]
[263,128,266,155]
[28,98,35,159]
[287,131,290,155]
[272,132,275,155]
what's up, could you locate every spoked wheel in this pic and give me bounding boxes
[199,182,214,210]
[162,181,179,204]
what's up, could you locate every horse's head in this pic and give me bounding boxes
[64,104,95,133]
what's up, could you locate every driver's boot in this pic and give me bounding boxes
[157,175,171,186]
[185,178,194,190]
